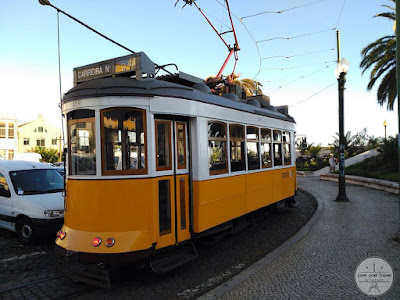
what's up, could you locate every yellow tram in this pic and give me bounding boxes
[55,52,297,281]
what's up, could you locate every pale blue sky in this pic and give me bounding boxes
[0,0,398,145]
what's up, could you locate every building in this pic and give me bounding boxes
[0,113,18,160]
[18,115,62,154]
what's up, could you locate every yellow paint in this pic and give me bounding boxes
[61,178,154,253]
[55,225,151,253]
[192,167,296,232]
[58,167,296,253]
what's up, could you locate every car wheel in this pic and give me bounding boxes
[16,217,36,244]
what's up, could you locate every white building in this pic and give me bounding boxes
[0,113,18,160]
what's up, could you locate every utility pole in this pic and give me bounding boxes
[395,0,400,240]
[336,30,349,201]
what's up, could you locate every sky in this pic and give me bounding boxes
[0,0,398,146]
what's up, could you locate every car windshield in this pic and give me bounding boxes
[9,169,64,195]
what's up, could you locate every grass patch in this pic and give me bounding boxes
[345,156,398,182]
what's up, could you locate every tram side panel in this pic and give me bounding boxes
[191,117,296,234]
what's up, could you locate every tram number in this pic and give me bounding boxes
[72,100,81,107]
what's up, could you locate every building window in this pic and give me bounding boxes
[273,130,282,166]
[0,149,5,159]
[208,122,228,175]
[283,131,292,165]
[36,138,45,147]
[261,128,272,168]
[52,138,57,145]
[230,124,245,172]
[24,138,30,146]
[102,108,147,175]
[8,150,14,160]
[8,123,14,139]
[0,123,5,138]
[247,126,260,170]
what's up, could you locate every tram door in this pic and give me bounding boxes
[155,119,190,249]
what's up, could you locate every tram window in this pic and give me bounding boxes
[273,130,282,166]
[176,122,187,169]
[261,128,272,168]
[283,131,291,165]
[102,108,147,175]
[68,109,96,175]
[155,121,172,171]
[179,178,186,230]
[208,122,228,175]
[230,124,245,172]
[247,126,260,170]
[159,179,171,236]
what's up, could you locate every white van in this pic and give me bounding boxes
[0,161,64,244]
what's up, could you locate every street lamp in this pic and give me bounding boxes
[384,120,387,139]
[335,58,349,202]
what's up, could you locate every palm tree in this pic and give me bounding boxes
[360,0,396,110]
[206,74,263,96]
[226,74,263,96]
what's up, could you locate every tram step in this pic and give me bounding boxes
[150,242,198,273]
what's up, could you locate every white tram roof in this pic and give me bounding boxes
[64,77,295,123]
[64,53,295,123]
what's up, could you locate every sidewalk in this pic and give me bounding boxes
[198,176,400,299]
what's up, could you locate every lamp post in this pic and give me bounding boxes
[335,58,350,202]
[383,120,387,139]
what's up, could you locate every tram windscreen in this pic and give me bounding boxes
[68,110,96,175]
[102,108,146,173]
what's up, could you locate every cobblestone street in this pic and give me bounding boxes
[0,190,316,299]
[201,176,400,299]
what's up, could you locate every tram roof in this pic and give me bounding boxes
[63,77,295,123]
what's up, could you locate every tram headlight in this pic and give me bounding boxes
[43,210,64,217]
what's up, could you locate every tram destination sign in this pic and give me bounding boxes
[73,52,155,86]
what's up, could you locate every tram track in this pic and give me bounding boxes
[0,191,317,299]
[0,274,96,300]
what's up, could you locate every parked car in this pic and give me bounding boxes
[0,161,64,244]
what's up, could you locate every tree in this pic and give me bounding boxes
[33,147,59,164]
[226,74,263,96]
[360,0,396,110]
[206,73,263,96]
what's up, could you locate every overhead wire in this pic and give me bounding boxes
[335,0,347,28]
[262,48,334,60]
[214,0,343,106]
[256,28,336,44]
[269,62,336,94]
[240,0,328,20]
[261,60,336,71]
[289,81,337,107]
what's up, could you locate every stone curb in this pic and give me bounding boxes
[320,173,399,194]
[196,188,323,300]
